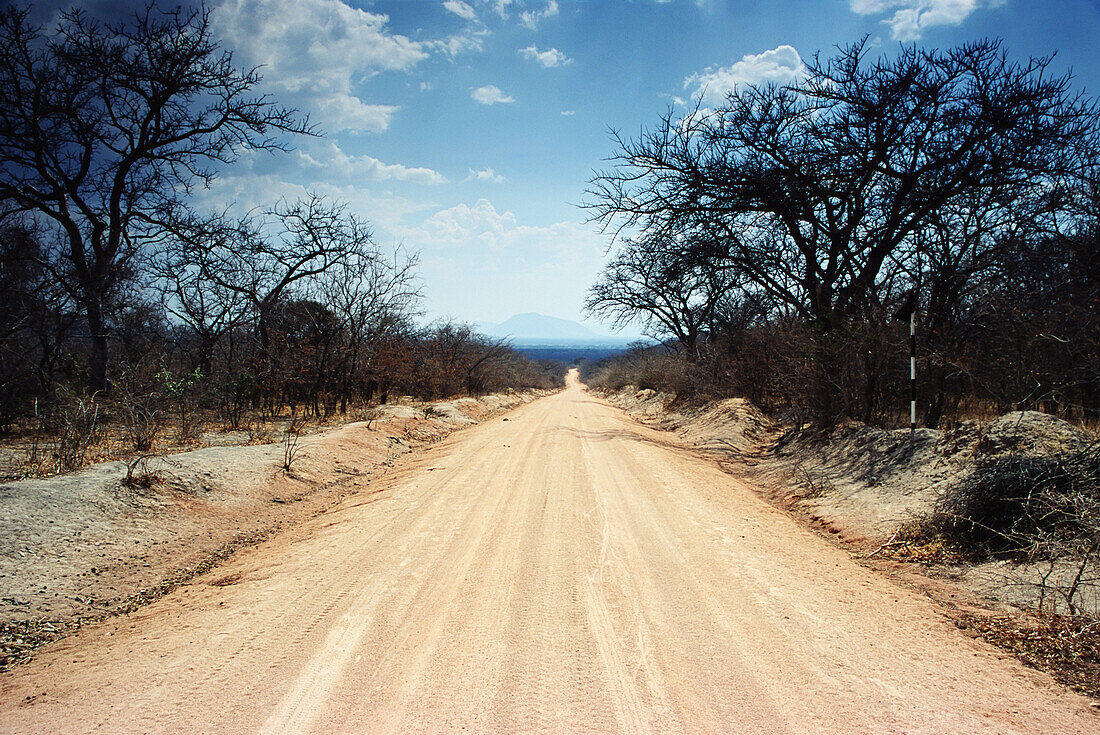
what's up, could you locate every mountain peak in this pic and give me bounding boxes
[485,313,600,341]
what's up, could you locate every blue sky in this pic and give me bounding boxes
[36,0,1100,335]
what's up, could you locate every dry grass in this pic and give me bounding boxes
[0,394,500,482]
[956,612,1100,700]
[868,523,973,565]
[0,408,322,481]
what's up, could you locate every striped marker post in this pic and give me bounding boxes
[909,309,916,435]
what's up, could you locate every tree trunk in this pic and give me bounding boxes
[861,349,877,424]
[924,365,948,430]
[85,297,109,394]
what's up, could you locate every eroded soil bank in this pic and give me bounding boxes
[602,386,1100,696]
[0,391,550,668]
[605,386,1088,545]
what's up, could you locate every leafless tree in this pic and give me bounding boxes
[588,39,1098,329]
[0,3,310,391]
[586,231,734,356]
[176,194,372,352]
[317,245,422,412]
[413,322,514,398]
[587,38,1099,424]
[154,218,251,377]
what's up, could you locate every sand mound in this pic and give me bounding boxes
[660,398,776,454]
[603,386,1090,546]
[975,411,1086,456]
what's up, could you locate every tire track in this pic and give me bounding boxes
[1,371,1097,734]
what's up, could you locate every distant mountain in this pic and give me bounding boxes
[483,313,600,341]
[478,312,644,347]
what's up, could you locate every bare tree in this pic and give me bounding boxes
[588,38,1099,425]
[588,39,1098,330]
[177,195,373,352]
[318,245,422,412]
[0,220,77,428]
[154,220,251,377]
[413,322,513,398]
[586,231,733,356]
[0,3,310,391]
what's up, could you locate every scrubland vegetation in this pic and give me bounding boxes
[583,37,1100,657]
[0,4,561,477]
[584,39,1099,431]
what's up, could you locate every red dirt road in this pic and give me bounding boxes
[0,371,1096,733]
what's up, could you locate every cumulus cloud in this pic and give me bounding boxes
[684,45,804,104]
[520,1,559,29]
[471,85,515,105]
[442,0,476,21]
[192,173,438,234]
[849,0,1003,40]
[560,110,576,116]
[213,0,425,133]
[465,167,505,184]
[414,199,517,246]
[298,143,448,185]
[519,45,572,68]
[315,98,400,135]
[409,200,596,261]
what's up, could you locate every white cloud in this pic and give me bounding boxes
[465,167,505,184]
[560,110,576,116]
[298,143,448,185]
[442,0,476,21]
[849,0,1002,40]
[193,174,438,234]
[519,45,572,68]
[520,1,559,29]
[684,45,804,104]
[400,199,611,325]
[471,85,515,105]
[410,200,596,261]
[420,199,517,244]
[429,32,487,57]
[315,97,400,135]
[492,0,514,18]
[213,0,425,134]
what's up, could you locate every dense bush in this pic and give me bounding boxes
[927,444,1100,559]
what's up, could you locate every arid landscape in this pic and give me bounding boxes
[3,0,1100,732]
[0,371,1097,733]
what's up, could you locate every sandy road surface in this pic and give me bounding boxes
[1,372,1096,733]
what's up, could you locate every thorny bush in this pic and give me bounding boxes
[925,442,1100,615]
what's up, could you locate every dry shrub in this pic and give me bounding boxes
[121,455,162,490]
[356,405,384,429]
[925,442,1100,615]
[928,445,1100,556]
[281,409,305,473]
[112,367,162,452]
[50,387,102,472]
[589,350,707,397]
[247,421,273,444]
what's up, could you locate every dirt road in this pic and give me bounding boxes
[1,371,1095,733]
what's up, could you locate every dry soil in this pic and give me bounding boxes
[0,371,1096,733]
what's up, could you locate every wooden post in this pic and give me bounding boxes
[893,288,918,437]
[910,309,917,436]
